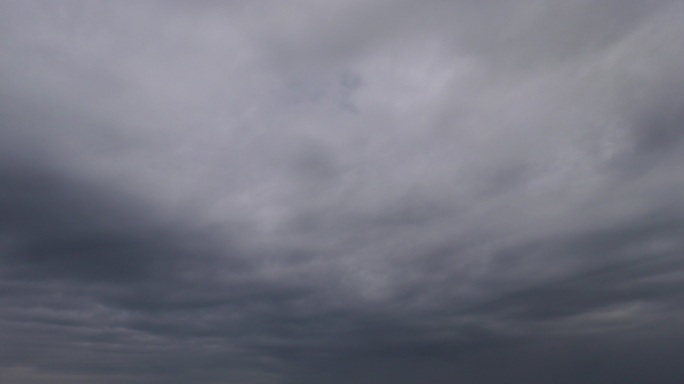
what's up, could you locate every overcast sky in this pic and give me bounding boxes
[1,1,684,383]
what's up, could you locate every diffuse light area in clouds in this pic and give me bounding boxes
[1,1,684,383]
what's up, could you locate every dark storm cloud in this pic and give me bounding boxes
[1,1,684,383]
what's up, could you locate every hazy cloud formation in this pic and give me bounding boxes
[1,1,684,383]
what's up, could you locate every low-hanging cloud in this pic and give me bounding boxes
[1,1,684,383]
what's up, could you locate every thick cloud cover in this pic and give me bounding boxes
[1,1,684,383]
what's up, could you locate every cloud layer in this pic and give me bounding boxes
[1,1,684,383]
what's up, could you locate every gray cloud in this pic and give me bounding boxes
[1,1,684,383]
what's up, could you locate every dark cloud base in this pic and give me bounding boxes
[1,1,684,383]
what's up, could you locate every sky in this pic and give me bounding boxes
[1,1,684,383]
